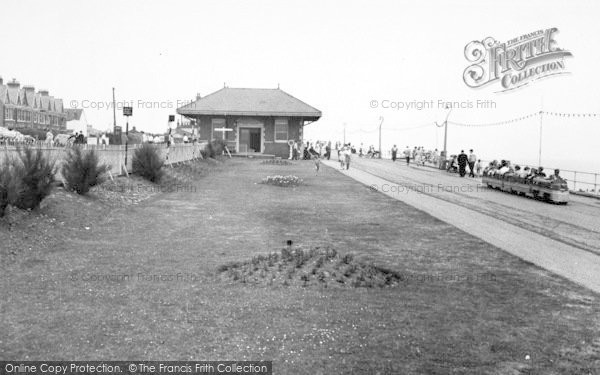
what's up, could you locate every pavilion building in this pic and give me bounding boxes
[176,87,321,158]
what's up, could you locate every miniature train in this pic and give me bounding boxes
[482,173,570,204]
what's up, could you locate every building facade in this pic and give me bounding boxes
[176,87,321,158]
[0,76,67,132]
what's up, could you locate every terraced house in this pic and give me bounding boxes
[0,76,67,131]
[177,87,321,158]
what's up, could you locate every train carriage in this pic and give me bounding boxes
[482,173,570,204]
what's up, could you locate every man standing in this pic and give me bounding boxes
[391,145,398,162]
[458,150,468,177]
[292,141,299,160]
[468,149,477,177]
[344,145,351,170]
[404,146,411,165]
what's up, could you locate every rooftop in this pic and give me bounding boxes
[177,87,321,120]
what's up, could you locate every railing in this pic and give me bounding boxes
[376,150,599,196]
[0,142,206,179]
[557,169,598,195]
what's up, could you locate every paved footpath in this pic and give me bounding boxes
[324,158,600,293]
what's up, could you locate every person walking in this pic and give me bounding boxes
[338,147,345,169]
[457,150,468,177]
[325,141,331,160]
[475,159,482,177]
[404,146,411,165]
[344,145,351,170]
[391,145,398,162]
[468,149,477,177]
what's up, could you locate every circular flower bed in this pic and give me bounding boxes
[261,175,303,187]
[216,246,402,289]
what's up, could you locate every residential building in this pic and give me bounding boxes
[0,76,67,131]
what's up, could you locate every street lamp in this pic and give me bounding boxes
[435,105,453,166]
[378,116,383,159]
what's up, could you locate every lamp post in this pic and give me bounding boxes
[378,116,383,159]
[435,105,453,167]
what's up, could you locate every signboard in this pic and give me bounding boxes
[214,127,232,139]
[123,107,133,116]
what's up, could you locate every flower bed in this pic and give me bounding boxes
[261,175,303,187]
[260,159,293,165]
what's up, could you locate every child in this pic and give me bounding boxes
[313,154,321,175]
[475,159,482,177]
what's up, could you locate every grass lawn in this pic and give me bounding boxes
[1,158,599,374]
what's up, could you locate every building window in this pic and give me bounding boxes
[211,118,226,140]
[274,119,288,142]
[4,108,10,120]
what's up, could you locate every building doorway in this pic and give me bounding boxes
[239,127,261,153]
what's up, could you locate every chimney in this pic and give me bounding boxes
[23,85,35,93]
[196,93,201,100]
[39,89,49,96]
[7,78,20,88]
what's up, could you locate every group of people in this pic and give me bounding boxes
[483,160,563,181]
[390,145,440,166]
[447,149,480,177]
[288,141,332,161]
[44,129,85,146]
[337,144,352,170]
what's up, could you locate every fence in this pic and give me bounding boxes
[0,143,206,179]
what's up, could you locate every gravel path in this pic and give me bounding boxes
[324,158,600,293]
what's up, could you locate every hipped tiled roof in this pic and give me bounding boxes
[177,87,321,119]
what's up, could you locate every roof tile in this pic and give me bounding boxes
[177,87,321,118]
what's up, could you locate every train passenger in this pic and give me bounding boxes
[549,169,562,181]
[518,166,530,179]
[527,168,538,181]
[537,167,547,178]
[513,165,521,177]
[497,162,510,176]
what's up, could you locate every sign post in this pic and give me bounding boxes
[123,106,133,168]
[214,127,232,140]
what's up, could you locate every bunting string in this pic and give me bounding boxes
[449,112,540,127]
[345,110,600,132]
[449,110,600,127]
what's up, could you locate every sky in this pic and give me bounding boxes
[1,0,599,172]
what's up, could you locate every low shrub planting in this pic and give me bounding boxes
[133,144,164,182]
[261,175,302,187]
[62,147,109,195]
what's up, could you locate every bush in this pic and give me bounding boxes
[0,156,23,217]
[133,144,164,182]
[11,146,56,210]
[61,146,109,195]
[205,139,228,158]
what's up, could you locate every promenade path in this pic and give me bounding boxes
[324,157,600,293]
